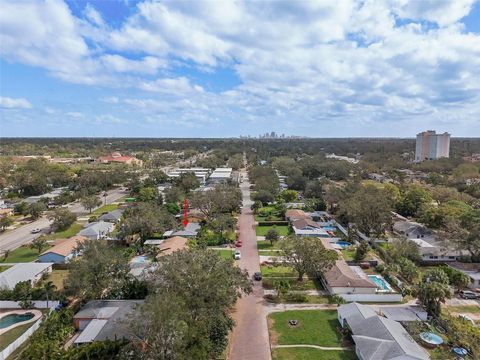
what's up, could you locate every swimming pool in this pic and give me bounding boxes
[420,332,443,346]
[0,313,34,329]
[322,226,337,231]
[368,275,393,292]
[130,256,149,264]
[335,241,352,249]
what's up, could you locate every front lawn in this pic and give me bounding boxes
[0,322,33,351]
[262,265,298,278]
[262,278,317,291]
[0,246,49,263]
[272,348,356,360]
[257,241,281,250]
[269,310,343,347]
[445,305,480,314]
[42,223,83,240]
[212,249,235,260]
[256,225,289,236]
[92,203,119,215]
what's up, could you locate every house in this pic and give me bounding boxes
[393,218,464,262]
[168,168,210,184]
[0,263,53,289]
[338,302,429,360]
[98,209,123,223]
[292,218,330,237]
[156,236,188,258]
[73,300,143,344]
[78,221,115,240]
[163,222,200,238]
[448,263,480,290]
[208,167,232,184]
[285,209,310,222]
[96,152,143,166]
[322,260,378,295]
[38,235,87,264]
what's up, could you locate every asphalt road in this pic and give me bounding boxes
[228,170,271,360]
[0,187,127,252]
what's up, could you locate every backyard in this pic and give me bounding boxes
[47,269,70,290]
[0,322,34,351]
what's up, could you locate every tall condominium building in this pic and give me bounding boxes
[415,130,450,162]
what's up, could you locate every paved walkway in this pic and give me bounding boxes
[228,170,271,360]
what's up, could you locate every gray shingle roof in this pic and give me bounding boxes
[338,302,429,360]
[98,209,123,222]
[0,262,53,289]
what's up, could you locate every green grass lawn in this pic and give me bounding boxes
[262,265,298,278]
[0,322,34,351]
[269,310,342,347]
[47,269,70,290]
[262,278,318,290]
[212,249,235,260]
[446,305,480,314]
[0,265,11,272]
[256,225,289,236]
[42,223,83,240]
[0,246,49,263]
[92,203,119,215]
[341,248,356,261]
[258,250,283,256]
[272,348,356,360]
[257,241,281,250]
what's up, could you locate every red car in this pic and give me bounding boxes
[235,241,243,247]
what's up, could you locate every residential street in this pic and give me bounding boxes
[0,187,127,252]
[228,170,271,360]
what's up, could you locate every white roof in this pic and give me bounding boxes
[144,239,164,245]
[74,319,108,344]
[0,262,53,289]
[214,167,232,172]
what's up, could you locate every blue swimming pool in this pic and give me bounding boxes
[420,332,443,346]
[130,256,149,264]
[335,241,352,248]
[322,226,337,231]
[0,313,34,329]
[368,275,392,291]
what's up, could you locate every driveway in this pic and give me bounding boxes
[0,188,127,252]
[228,170,271,360]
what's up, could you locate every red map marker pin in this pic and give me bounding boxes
[183,198,189,228]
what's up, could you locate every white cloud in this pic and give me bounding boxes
[1,0,480,134]
[0,96,32,109]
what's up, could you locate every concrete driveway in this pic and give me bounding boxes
[228,171,271,360]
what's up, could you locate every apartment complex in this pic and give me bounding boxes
[415,130,450,162]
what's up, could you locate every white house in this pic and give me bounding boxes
[78,221,114,240]
[0,263,53,289]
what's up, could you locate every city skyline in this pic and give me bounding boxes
[1,0,480,138]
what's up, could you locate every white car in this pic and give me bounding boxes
[31,228,41,234]
[234,251,241,260]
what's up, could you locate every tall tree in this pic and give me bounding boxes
[28,202,46,220]
[0,216,13,231]
[30,237,48,254]
[415,269,452,317]
[129,249,251,359]
[81,195,102,213]
[265,228,280,245]
[280,236,337,281]
[48,208,77,232]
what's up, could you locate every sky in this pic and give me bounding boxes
[1,0,480,138]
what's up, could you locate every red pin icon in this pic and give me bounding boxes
[183,198,189,228]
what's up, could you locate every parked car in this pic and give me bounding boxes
[234,251,241,260]
[253,272,262,281]
[460,290,479,299]
[235,241,242,247]
[31,228,41,234]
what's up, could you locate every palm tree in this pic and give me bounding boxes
[42,281,57,308]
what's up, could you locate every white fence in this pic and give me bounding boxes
[0,301,59,309]
[0,318,42,360]
[340,293,403,303]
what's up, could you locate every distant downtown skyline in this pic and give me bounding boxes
[1,0,480,137]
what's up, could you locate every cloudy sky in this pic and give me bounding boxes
[1,0,480,137]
